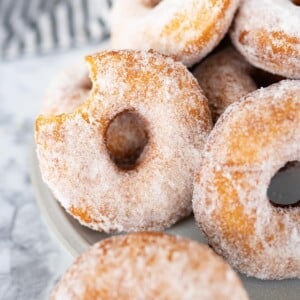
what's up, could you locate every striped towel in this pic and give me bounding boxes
[0,0,113,60]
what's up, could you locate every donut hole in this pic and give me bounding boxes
[268,161,300,208]
[105,110,149,170]
[79,76,92,90]
[292,0,300,6]
[250,68,285,88]
[142,0,161,8]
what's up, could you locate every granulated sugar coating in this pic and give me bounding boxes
[35,50,212,233]
[193,80,300,279]
[193,47,257,123]
[111,0,240,67]
[231,0,300,79]
[51,232,249,300]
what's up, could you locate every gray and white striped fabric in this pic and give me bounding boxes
[0,0,113,60]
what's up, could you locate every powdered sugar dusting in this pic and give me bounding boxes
[35,50,212,233]
[193,80,300,279]
[193,47,257,122]
[231,0,300,78]
[51,232,248,300]
[111,0,240,66]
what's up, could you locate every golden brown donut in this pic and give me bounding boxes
[231,0,300,79]
[111,0,240,66]
[42,62,92,116]
[51,232,249,300]
[193,80,300,279]
[35,50,212,233]
[193,47,257,122]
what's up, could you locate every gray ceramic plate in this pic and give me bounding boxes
[30,143,300,300]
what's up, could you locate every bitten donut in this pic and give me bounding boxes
[193,47,257,122]
[35,50,212,233]
[51,232,249,300]
[193,80,300,279]
[231,0,300,79]
[111,0,240,66]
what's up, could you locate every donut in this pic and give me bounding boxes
[51,232,249,300]
[231,0,300,79]
[142,0,161,7]
[193,80,300,279]
[111,0,240,67]
[42,62,92,116]
[193,47,257,122]
[35,50,212,233]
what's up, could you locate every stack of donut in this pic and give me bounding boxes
[35,0,300,298]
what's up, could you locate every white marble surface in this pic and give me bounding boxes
[0,46,100,300]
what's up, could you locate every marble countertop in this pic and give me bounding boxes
[0,46,100,299]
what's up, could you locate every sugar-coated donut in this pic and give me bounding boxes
[42,62,91,116]
[51,232,249,300]
[35,50,212,233]
[193,80,300,279]
[231,0,300,79]
[111,0,240,67]
[193,47,257,122]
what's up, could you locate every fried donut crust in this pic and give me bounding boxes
[193,47,257,122]
[231,0,300,79]
[193,80,300,279]
[51,232,249,300]
[111,0,240,66]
